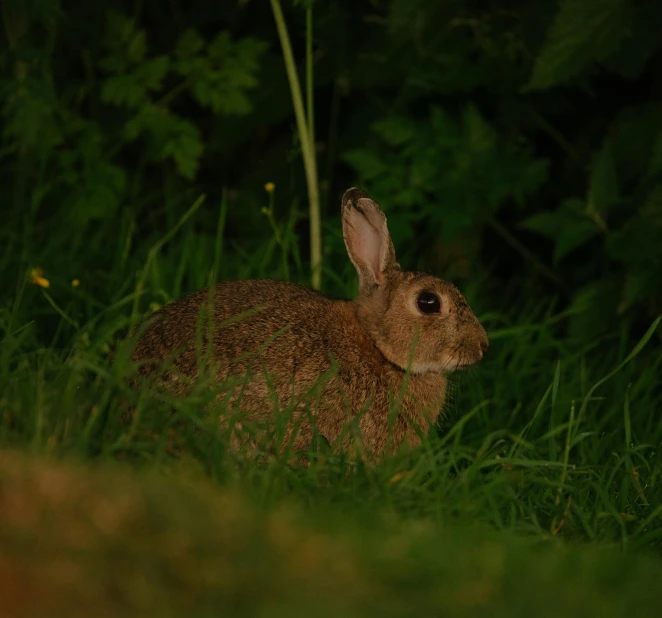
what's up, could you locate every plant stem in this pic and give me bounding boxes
[306,7,314,145]
[489,216,569,293]
[528,106,582,167]
[270,0,322,290]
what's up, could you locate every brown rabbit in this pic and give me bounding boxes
[130,188,488,460]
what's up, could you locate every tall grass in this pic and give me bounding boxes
[270,0,322,290]
[1,186,661,615]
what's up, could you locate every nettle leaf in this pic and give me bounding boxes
[429,106,460,150]
[601,2,662,79]
[589,140,619,213]
[379,209,419,250]
[568,278,622,340]
[606,215,662,265]
[510,153,549,206]
[520,212,558,239]
[620,267,662,312]
[641,184,662,218]
[345,104,548,249]
[342,149,390,180]
[463,105,497,155]
[372,116,417,146]
[447,106,548,217]
[601,104,662,186]
[553,219,599,263]
[527,0,634,90]
[521,199,599,263]
[607,187,662,310]
[648,132,662,179]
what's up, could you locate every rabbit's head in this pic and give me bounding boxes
[342,188,488,375]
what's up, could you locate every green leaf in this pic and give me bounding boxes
[2,0,60,22]
[527,0,634,90]
[372,116,417,146]
[137,57,170,93]
[589,140,619,213]
[102,12,147,67]
[101,56,169,108]
[346,104,548,239]
[162,118,203,179]
[521,199,599,262]
[175,29,205,59]
[520,212,560,239]
[641,185,662,218]
[342,149,389,180]
[606,215,662,264]
[101,75,145,108]
[601,2,662,79]
[124,105,203,179]
[608,104,662,185]
[68,162,127,223]
[100,12,170,109]
[619,268,662,313]
[463,104,497,155]
[648,133,662,179]
[1,75,62,151]
[175,32,266,116]
[553,220,598,263]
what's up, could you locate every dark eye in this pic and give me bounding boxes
[417,291,441,314]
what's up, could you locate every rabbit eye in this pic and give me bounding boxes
[417,291,441,314]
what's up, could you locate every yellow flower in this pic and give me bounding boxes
[29,267,50,289]
[71,279,80,287]
[389,470,413,484]
[264,182,275,193]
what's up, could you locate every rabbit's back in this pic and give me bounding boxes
[133,279,355,378]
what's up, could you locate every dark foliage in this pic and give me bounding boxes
[2,0,662,344]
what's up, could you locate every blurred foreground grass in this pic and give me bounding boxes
[2,449,662,618]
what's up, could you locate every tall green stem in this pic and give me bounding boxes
[306,7,314,145]
[270,0,321,290]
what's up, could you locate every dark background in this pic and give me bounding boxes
[2,0,662,348]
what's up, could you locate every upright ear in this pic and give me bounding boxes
[341,188,398,293]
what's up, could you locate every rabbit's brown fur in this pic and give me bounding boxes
[130,189,488,460]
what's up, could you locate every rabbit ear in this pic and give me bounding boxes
[341,188,398,292]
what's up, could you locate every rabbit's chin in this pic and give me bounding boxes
[410,355,479,375]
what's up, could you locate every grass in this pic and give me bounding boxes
[1,191,662,616]
[3,450,662,618]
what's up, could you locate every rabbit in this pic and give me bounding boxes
[129,188,488,461]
